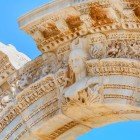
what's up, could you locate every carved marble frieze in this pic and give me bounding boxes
[62,74,140,129]
[1,35,139,140]
[18,0,140,53]
[88,31,140,60]
[0,75,59,139]
[7,52,69,93]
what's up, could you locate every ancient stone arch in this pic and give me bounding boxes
[0,0,140,140]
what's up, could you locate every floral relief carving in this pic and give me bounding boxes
[107,40,140,59]
[76,83,103,105]
[88,32,140,60]
[62,82,103,112]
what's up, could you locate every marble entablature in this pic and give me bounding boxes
[0,0,140,140]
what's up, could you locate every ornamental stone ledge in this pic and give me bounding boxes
[0,0,140,140]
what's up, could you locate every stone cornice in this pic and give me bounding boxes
[18,0,92,28]
[18,0,140,28]
[18,0,140,53]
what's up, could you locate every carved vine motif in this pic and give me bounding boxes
[77,83,103,105]
[0,1,140,140]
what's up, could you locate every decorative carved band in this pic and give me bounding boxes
[103,84,140,93]
[86,59,140,78]
[104,94,135,101]
[0,76,57,133]
[19,0,140,52]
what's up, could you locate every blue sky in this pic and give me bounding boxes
[0,0,140,139]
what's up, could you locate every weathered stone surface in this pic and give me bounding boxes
[0,0,140,140]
